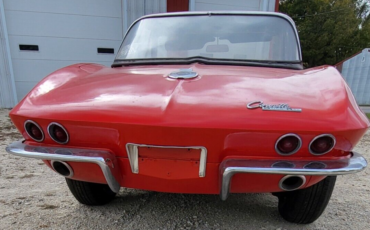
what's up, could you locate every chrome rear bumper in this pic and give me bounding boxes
[6,141,120,193]
[220,152,367,200]
[6,141,367,200]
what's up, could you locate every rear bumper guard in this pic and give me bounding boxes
[6,141,120,193]
[220,152,367,200]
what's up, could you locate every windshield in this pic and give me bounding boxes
[115,14,300,63]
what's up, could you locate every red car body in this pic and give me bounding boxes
[8,62,369,193]
[6,12,369,223]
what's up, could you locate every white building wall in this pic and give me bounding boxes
[193,0,260,11]
[341,48,370,105]
[191,0,276,11]
[123,0,166,33]
[0,0,17,108]
[260,0,276,11]
[3,0,123,102]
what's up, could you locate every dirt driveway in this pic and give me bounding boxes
[1,109,369,230]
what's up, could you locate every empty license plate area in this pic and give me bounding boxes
[126,143,207,178]
[138,147,201,161]
[138,147,201,179]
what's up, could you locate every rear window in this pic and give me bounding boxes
[116,15,300,62]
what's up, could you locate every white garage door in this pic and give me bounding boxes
[193,0,276,11]
[2,0,274,106]
[125,0,167,31]
[4,0,123,101]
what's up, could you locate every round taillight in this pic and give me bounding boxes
[309,134,335,155]
[24,120,44,142]
[48,123,69,144]
[275,134,302,155]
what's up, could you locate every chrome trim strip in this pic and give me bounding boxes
[278,175,306,191]
[51,160,74,178]
[275,133,302,156]
[6,141,120,193]
[126,143,207,177]
[24,120,44,142]
[220,152,367,200]
[126,144,139,174]
[47,122,69,145]
[199,148,207,177]
[309,134,336,155]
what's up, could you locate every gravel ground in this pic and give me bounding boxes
[0,108,369,230]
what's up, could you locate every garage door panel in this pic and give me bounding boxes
[5,11,122,40]
[195,0,260,8]
[144,0,166,15]
[3,0,172,104]
[195,3,259,11]
[9,36,120,62]
[4,0,121,18]
[15,81,39,102]
[12,59,111,82]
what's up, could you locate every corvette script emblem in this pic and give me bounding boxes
[247,101,302,112]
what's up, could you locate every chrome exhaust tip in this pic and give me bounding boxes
[51,160,74,178]
[279,175,306,191]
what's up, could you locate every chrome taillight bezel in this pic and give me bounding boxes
[24,120,44,142]
[47,122,69,144]
[275,133,302,156]
[309,134,336,155]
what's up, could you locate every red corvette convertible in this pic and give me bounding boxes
[6,12,369,224]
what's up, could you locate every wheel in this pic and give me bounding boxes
[65,178,117,205]
[276,176,336,224]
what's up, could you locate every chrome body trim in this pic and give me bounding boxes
[24,120,44,142]
[309,134,336,155]
[126,143,207,177]
[247,101,302,112]
[47,122,69,144]
[6,141,120,193]
[220,152,367,200]
[168,68,198,79]
[274,133,302,156]
[51,160,74,178]
[126,144,139,174]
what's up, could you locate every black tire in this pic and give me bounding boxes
[277,176,336,224]
[65,178,117,205]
